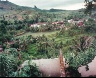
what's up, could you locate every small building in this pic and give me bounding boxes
[30,22,47,28]
[68,19,74,23]
[57,21,64,25]
[30,24,40,28]
[52,22,58,25]
[52,21,64,25]
[77,21,84,27]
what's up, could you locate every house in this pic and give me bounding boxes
[69,19,84,27]
[72,20,83,24]
[52,22,58,25]
[30,23,40,28]
[68,19,74,23]
[57,21,64,25]
[52,21,64,25]
[77,21,84,27]
[30,22,47,28]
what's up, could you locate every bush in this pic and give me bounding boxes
[4,48,19,57]
[84,26,96,33]
[0,54,18,77]
[64,47,96,70]
[12,61,42,77]
[64,47,96,77]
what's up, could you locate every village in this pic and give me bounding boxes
[0,0,96,77]
[0,18,86,53]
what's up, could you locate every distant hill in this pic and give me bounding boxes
[0,0,37,21]
[0,0,18,10]
[0,0,79,12]
[0,0,34,11]
[0,0,85,22]
[49,8,66,12]
[31,5,66,12]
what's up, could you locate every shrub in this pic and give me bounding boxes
[0,54,18,77]
[12,61,42,77]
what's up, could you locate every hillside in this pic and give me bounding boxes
[0,0,96,77]
[0,0,38,21]
[0,0,86,22]
[49,8,66,12]
[0,0,34,10]
[0,0,19,10]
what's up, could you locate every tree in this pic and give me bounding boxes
[34,5,37,9]
[84,0,96,15]
[0,20,12,43]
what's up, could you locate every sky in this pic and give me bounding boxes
[8,0,85,10]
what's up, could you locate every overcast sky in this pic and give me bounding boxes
[8,0,85,10]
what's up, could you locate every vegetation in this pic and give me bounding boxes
[84,0,96,15]
[0,0,96,77]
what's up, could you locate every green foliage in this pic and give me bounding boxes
[84,0,96,15]
[0,54,18,77]
[64,46,96,70]
[4,48,19,57]
[84,19,96,33]
[11,61,42,77]
[0,1,96,77]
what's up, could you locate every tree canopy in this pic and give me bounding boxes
[84,0,96,15]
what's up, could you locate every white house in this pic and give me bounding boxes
[68,19,74,23]
[30,24,40,28]
[30,22,47,28]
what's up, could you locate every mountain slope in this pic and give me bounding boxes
[0,0,18,10]
[0,0,38,21]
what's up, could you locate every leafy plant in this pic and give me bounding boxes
[12,60,42,77]
[0,54,18,77]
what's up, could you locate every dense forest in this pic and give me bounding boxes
[0,0,96,77]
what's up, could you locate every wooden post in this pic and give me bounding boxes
[59,49,66,77]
